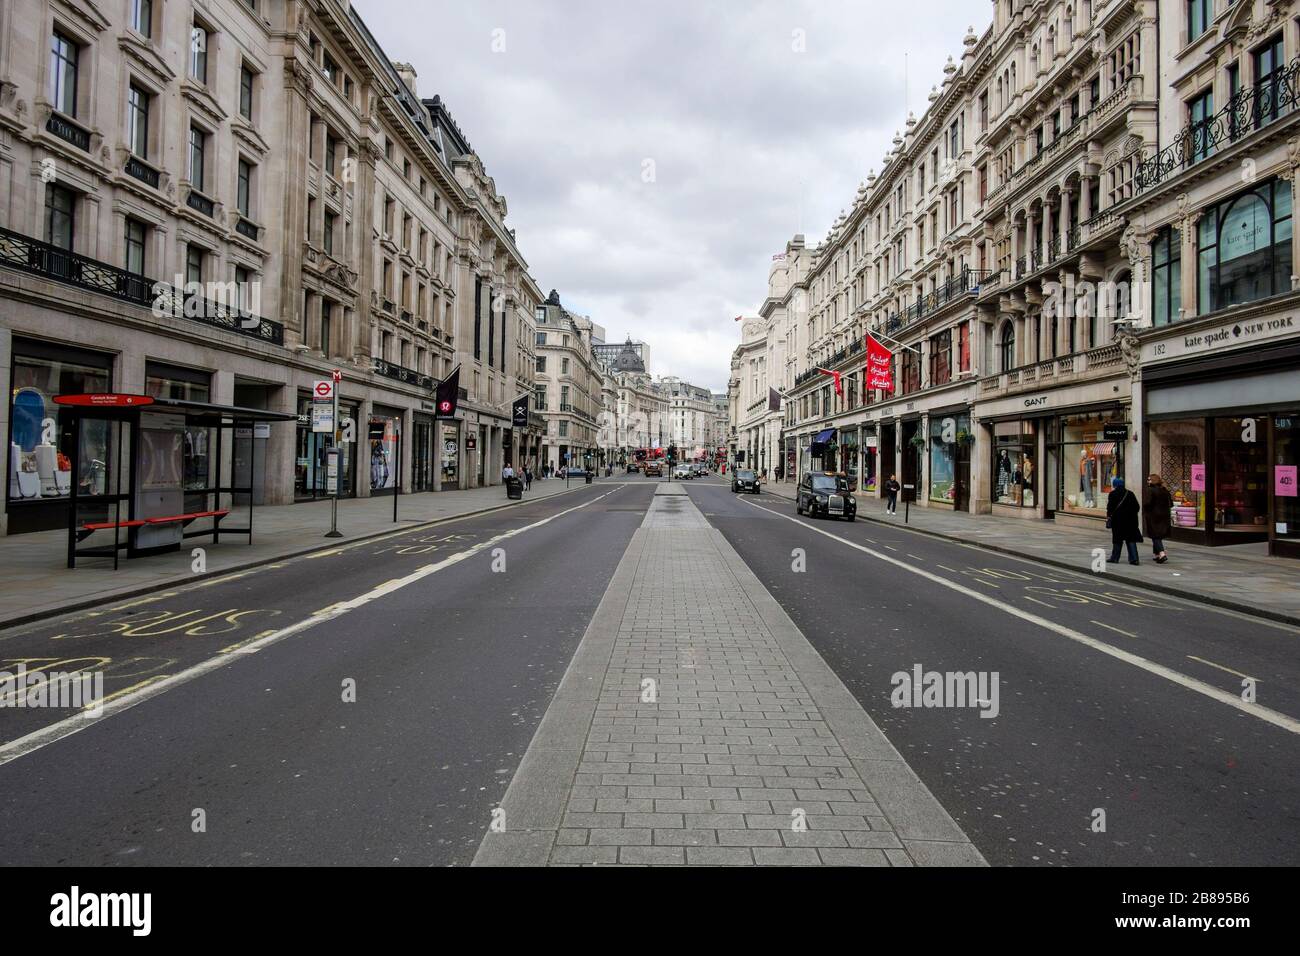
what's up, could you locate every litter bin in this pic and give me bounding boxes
[584,472,593,485]
[506,477,523,500]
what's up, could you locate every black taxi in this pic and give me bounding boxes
[796,471,856,520]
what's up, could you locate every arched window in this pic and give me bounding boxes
[999,320,1016,372]
[1197,179,1293,312]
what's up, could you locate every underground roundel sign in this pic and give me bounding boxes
[313,380,334,401]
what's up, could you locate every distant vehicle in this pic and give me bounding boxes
[565,466,589,478]
[643,461,663,477]
[692,463,708,477]
[731,469,760,494]
[797,472,856,520]
[673,464,693,480]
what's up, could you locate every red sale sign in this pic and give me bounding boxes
[866,334,893,393]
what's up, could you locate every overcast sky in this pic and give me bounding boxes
[361,0,989,392]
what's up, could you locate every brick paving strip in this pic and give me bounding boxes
[474,484,985,866]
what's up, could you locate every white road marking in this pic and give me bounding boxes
[0,487,627,767]
[742,498,1300,736]
[1091,620,1138,639]
[1187,655,1256,682]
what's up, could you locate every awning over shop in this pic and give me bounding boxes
[813,428,837,444]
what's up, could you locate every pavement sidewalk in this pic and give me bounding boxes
[475,485,985,866]
[759,480,1300,625]
[0,477,598,629]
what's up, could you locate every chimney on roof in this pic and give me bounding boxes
[392,61,418,96]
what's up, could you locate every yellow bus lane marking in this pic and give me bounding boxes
[0,486,626,768]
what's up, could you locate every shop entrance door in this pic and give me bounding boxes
[881,424,896,491]
[954,442,970,511]
[901,421,919,502]
[413,417,434,492]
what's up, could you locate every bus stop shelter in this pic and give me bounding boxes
[53,393,294,569]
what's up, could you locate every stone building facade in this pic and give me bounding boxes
[0,0,543,535]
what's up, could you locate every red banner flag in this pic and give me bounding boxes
[816,368,843,397]
[866,334,893,393]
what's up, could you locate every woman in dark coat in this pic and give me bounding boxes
[1106,476,1142,565]
[1143,474,1173,564]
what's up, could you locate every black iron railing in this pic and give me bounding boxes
[124,155,160,188]
[46,113,89,151]
[186,189,214,217]
[0,225,283,345]
[372,357,434,391]
[235,217,259,240]
[1137,57,1300,191]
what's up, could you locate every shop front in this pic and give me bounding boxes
[839,429,859,491]
[6,338,114,533]
[927,411,972,511]
[976,374,1132,522]
[295,394,358,501]
[1143,337,1300,555]
[412,414,436,492]
[441,423,461,488]
[368,405,403,496]
[861,427,878,494]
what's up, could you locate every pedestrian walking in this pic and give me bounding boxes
[884,475,901,514]
[523,466,533,491]
[1106,476,1142,565]
[1143,473,1172,564]
[502,463,515,482]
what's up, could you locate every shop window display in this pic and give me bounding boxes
[369,412,401,492]
[9,351,110,504]
[1214,416,1269,532]
[1056,414,1123,516]
[929,414,969,503]
[1275,413,1299,544]
[441,425,459,485]
[1148,419,1206,529]
[993,420,1036,507]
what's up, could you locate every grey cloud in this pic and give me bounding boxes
[361,0,987,390]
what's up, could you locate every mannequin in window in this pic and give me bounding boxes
[997,450,1012,500]
[1080,447,1096,507]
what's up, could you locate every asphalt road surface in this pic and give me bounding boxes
[687,477,1300,867]
[1,471,1295,866]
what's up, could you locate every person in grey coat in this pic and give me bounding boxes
[1106,476,1142,565]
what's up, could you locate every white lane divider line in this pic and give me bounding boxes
[1092,620,1138,639]
[0,487,626,768]
[1187,655,1256,682]
[742,498,1300,737]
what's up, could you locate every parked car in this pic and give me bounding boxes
[673,464,693,480]
[796,472,856,520]
[643,461,663,477]
[731,469,760,494]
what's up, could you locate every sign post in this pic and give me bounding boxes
[321,373,343,538]
[903,483,915,524]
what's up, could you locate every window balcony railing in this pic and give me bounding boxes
[235,217,259,241]
[124,155,160,189]
[46,113,90,151]
[0,225,284,345]
[372,356,434,391]
[1137,57,1300,191]
[186,188,215,218]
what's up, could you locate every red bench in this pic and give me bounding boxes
[77,510,229,541]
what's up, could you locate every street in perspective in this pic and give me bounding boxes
[0,0,1297,937]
